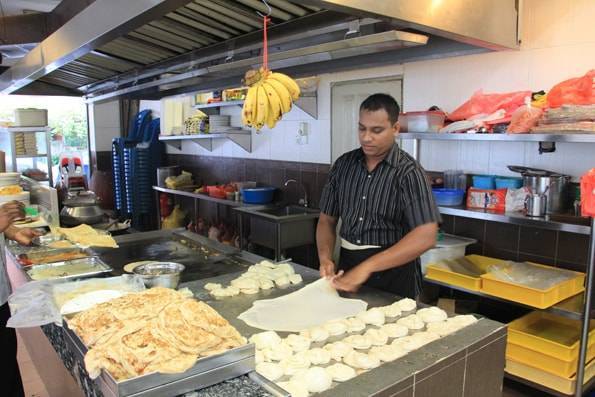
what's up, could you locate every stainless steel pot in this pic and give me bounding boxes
[157,166,180,187]
[522,175,571,214]
[508,165,571,214]
[60,191,105,225]
[133,262,185,289]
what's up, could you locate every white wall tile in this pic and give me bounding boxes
[487,141,526,176]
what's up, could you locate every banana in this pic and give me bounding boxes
[242,85,259,127]
[254,83,269,131]
[268,72,300,101]
[261,81,282,129]
[264,78,292,114]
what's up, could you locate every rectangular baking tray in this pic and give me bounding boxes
[25,257,113,281]
[63,322,255,397]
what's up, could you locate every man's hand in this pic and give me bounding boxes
[0,201,25,233]
[10,227,43,246]
[330,264,372,293]
[319,258,336,278]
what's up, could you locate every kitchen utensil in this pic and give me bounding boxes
[157,166,180,187]
[526,193,547,217]
[399,111,446,132]
[133,261,185,289]
[507,165,557,176]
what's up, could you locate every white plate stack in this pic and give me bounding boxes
[209,115,231,133]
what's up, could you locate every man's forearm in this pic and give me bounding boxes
[360,223,438,273]
[4,225,19,241]
[316,214,337,262]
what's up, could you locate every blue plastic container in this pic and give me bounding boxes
[472,175,496,189]
[242,187,276,204]
[495,177,523,189]
[432,188,465,206]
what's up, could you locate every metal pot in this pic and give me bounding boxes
[60,191,105,225]
[133,262,185,289]
[157,166,180,187]
[508,166,571,214]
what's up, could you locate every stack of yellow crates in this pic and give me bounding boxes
[506,311,595,395]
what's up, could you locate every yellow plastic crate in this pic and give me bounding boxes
[508,312,595,361]
[506,358,595,395]
[480,262,585,308]
[425,254,505,291]
[507,342,594,378]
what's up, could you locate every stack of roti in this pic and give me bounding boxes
[68,287,246,380]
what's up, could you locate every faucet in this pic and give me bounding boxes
[284,179,308,208]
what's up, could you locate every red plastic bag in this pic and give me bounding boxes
[581,168,595,217]
[449,90,531,121]
[547,70,595,108]
[508,100,543,133]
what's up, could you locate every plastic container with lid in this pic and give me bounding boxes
[242,187,276,204]
[399,111,446,132]
[432,188,465,206]
[472,175,496,189]
[14,108,47,127]
[420,234,477,275]
[495,177,523,189]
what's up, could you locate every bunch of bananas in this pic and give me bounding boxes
[242,68,300,130]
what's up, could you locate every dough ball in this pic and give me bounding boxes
[278,263,296,276]
[323,319,348,336]
[396,298,417,312]
[204,282,222,291]
[449,314,478,327]
[300,326,329,343]
[426,321,453,337]
[289,274,303,285]
[240,288,260,295]
[255,349,266,364]
[232,277,260,290]
[345,317,366,333]
[286,334,312,352]
[325,363,356,382]
[303,367,333,393]
[364,328,389,346]
[275,275,291,287]
[380,303,402,319]
[343,351,380,370]
[397,314,425,330]
[262,341,293,362]
[381,323,409,339]
[277,381,309,397]
[323,341,353,361]
[249,331,282,350]
[369,345,406,362]
[357,308,385,326]
[417,307,448,324]
[256,362,284,381]
[391,336,423,352]
[281,351,311,375]
[259,260,277,269]
[306,347,332,365]
[343,334,372,350]
[210,286,240,298]
[259,278,274,290]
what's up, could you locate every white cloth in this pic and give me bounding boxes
[340,238,381,250]
[238,279,367,332]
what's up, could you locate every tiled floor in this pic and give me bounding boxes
[17,332,50,397]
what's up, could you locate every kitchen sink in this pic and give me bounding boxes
[255,205,319,217]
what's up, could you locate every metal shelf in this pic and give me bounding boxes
[159,131,252,152]
[194,94,318,119]
[504,371,595,397]
[152,186,256,207]
[438,206,592,235]
[424,277,586,320]
[15,154,47,158]
[194,100,244,110]
[399,132,595,143]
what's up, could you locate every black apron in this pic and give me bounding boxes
[339,247,421,299]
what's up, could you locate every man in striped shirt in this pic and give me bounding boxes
[317,94,440,298]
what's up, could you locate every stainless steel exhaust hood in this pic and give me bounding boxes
[0,0,519,98]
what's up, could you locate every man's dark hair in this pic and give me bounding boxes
[359,93,401,124]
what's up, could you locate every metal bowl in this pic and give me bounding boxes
[132,262,185,289]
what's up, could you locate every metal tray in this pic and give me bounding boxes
[25,257,113,281]
[63,322,255,397]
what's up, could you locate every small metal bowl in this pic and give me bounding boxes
[133,262,185,289]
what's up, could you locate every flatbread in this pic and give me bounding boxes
[238,279,367,332]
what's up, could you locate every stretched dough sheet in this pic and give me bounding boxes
[238,279,367,332]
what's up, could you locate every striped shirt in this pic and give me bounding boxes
[320,143,441,246]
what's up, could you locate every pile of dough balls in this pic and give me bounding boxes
[252,298,479,396]
[204,260,303,298]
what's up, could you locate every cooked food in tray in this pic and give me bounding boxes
[27,258,112,280]
[18,249,89,266]
[68,287,246,381]
[57,224,119,248]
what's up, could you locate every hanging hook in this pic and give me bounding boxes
[256,0,272,18]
